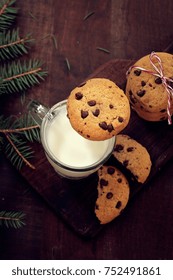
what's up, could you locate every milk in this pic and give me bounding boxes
[46,107,109,168]
[40,100,115,179]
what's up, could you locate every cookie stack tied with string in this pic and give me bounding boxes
[126,52,173,124]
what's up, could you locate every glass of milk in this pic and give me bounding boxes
[28,100,115,179]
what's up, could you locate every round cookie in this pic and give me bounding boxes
[95,165,130,224]
[131,105,168,122]
[126,52,173,121]
[67,78,130,140]
[113,134,152,184]
[127,88,171,121]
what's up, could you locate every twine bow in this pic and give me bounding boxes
[127,51,173,124]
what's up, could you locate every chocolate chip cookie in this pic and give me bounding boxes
[67,78,130,140]
[113,134,152,184]
[95,165,130,224]
[126,52,173,122]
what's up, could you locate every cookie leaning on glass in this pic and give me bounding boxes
[126,52,173,122]
[67,78,130,141]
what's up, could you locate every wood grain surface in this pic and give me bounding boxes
[1,0,173,260]
[19,58,173,238]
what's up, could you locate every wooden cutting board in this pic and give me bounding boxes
[20,59,173,237]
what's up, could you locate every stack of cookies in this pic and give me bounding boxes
[126,52,173,122]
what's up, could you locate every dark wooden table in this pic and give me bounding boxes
[1,0,173,260]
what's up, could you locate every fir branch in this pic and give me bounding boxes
[9,113,40,142]
[0,59,47,95]
[0,211,25,228]
[0,114,40,169]
[0,28,33,61]
[4,132,35,170]
[0,0,18,31]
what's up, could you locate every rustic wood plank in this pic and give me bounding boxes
[19,58,173,237]
[1,0,173,259]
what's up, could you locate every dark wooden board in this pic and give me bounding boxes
[20,59,173,238]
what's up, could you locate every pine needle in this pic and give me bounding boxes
[65,57,70,71]
[96,47,110,54]
[28,11,37,21]
[0,28,33,61]
[0,211,25,228]
[41,33,58,49]
[0,114,40,170]
[0,59,47,95]
[0,0,18,31]
[83,11,95,21]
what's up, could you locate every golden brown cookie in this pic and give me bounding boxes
[113,134,152,184]
[126,52,173,121]
[67,78,130,140]
[95,165,130,224]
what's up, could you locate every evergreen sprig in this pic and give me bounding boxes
[0,211,25,228]
[0,0,18,31]
[5,134,35,170]
[0,28,33,61]
[0,114,40,170]
[0,0,48,230]
[0,59,47,95]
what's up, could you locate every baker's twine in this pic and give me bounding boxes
[127,51,173,124]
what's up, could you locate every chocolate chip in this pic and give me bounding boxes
[107,124,114,132]
[95,204,99,210]
[129,90,137,104]
[81,110,88,118]
[160,109,166,113]
[100,178,108,187]
[123,160,129,167]
[106,192,113,199]
[86,135,90,138]
[115,201,122,209]
[118,116,124,123]
[88,100,96,106]
[134,69,141,76]
[135,175,139,180]
[155,77,162,84]
[141,81,146,86]
[92,109,100,117]
[107,167,115,175]
[75,92,83,100]
[114,144,124,152]
[109,104,114,109]
[99,121,108,130]
[160,116,166,121]
[127,147,134,152]
[137,90,146,97]
[117,178,122,183]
